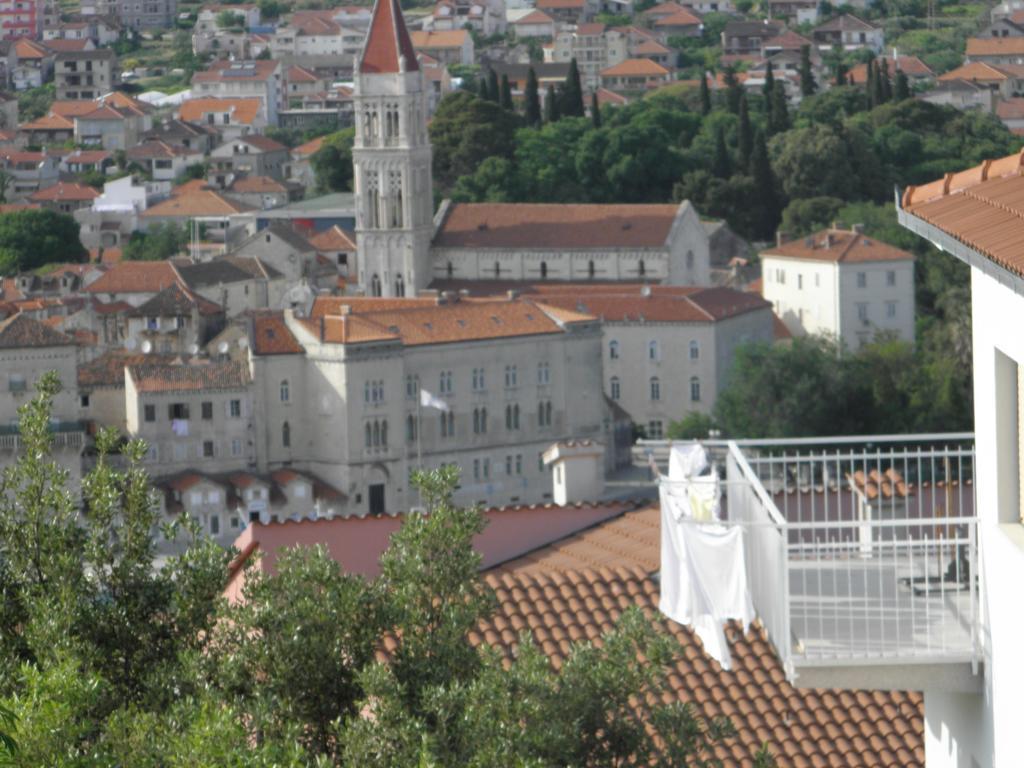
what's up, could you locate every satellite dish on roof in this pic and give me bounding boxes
[218,341,229,355]
[141,340,153,354]
[125,337,137,351]
[188,343,199,355]
[238,337,249,349]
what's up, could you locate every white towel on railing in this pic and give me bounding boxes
[669,442,708,482]
[659,480,754,670]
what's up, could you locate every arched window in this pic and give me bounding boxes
[609,340,619,360]
[545,401,552,426]
[381,420,388,447]
[480,407,487,433]
[372,421,380,447]
[282,420,290,447]
[370,273,382,297]
[280,379,289,402]
[365,423,372,448]
[638,259,646,277]
[610,376,620,400]
[648,340,659,361]
[650,377,661,401]
[395,273,405,297]
[587,260,595,279]
[406,414,416,442]
[690,376,701,402]
[540,261,548,279]
[473,408,480,434]
[513,403,520,429]
[689,340,699,360]
[505,404,513,430]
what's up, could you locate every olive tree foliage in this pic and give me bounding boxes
[0,378,777,766]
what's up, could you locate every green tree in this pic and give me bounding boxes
[835,61,847,86]
[487,67,500,103]
[736,94,753,172]
[762,60,775,102]
[524,67,541,126]
[499,73,513,111]
[799,45,817,97]
[122,222,189,262]
[429,91,519,190]
[878,58,892,102]
[723,66,742,113]
[310,127,355,193]
[894,68,911,101]
[0,209,87,275]
[699,72,712,115]
[769,124,862,200]
[749,128,781,239]
[16,84,54,123]
[667,411,715,439]
[712,123,731,178]
[780,195,845,235]
[769,80,789,134]
[215,9,244,28]
[545,84,560,123]
[562,58,586,117]
[591,90,601,128]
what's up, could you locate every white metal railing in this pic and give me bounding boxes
[645,435,981,674]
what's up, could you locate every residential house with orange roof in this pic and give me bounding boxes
[190,59,283,126]
[811,13,883,53]
[966,34,1024,65]
[720,19,782,55]
[28,180,100,213]
[509,9,555,38]
[268,10,366,58]
[0,149,59,199]
[427,0,505,36]
[408,29,475,65]
[226,174,303,209]
[140,118,219,155]
[536,0,591,25]
[208,134,291,185]
[760,226,916,348]
[652,8,702,39]
[936,61,1022,99]
[84,260,184,307]
[140,184,253,242]
[308,224,356,278]
[177,96,267,142]
[18,111,75,144]
[124,282,225,356]
[11,38,54,90]
[73,92,153,150]
[127,139,204,181]
[53,48,118,100]
[599,57,672,91]
[846,53,934,86]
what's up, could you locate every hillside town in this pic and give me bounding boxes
[0,0,1020,762]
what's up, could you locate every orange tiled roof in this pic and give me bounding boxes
[29,181,100,202]
[475,562,923,766]
[128,360,250,393]
[308,224,356,251]
[193,59,278,84]
[0,312,73,348]
[761,228,914,264]
[434,202,682,249]
[178,97,262,125]
[230,174,290,193]
[14,38,50,59]
[847,54,933,84]
[536,285,771,323]
[600,58,670,77]
[512,9,554,24]
[360,0,419,74]
[641,0,689,15]
[901,149,1024,278]
[250,310,304,355]
[142,189,253,218]
[966,36,1024,56]
[938,61,1013,82]
[537,0,585,9]
[997,97,1024,119]
[50,100,103,118]
[19,113,75,131]
[293,135,325,157]
[632,38,671,55]
[85,261,181,294]
[654,8,702,26]
[409,29,470,48]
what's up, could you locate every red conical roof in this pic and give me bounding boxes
[359,0,420,74]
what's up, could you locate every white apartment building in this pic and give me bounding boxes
[547,23,628,90]
[898,149,1024,767]
[190,60,283,126]
[760,226,915,349]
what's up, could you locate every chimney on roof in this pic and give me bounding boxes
[506,289,520,301]
[641,285,652,297]
[851,223,865,234]
[339,303,351,315]
[775,230,790,247]
[825,233,833,248]
[441,290,459,305]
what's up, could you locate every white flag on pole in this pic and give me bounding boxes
[420,389,450,412]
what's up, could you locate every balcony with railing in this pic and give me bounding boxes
[641,434,982,692]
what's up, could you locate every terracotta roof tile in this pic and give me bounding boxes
[229,174,290,193]
[847,55,932,84]
[938,61,1012,82]
[251,310,304,355]
[193,59,278,84]
[966,36,1024,56]
[142,189,254,218]
[308,224,356,251]
[483,509,924,766]
[20,113,74,131]
[29,181,99,202]
[409,29,470,49]
[360,0,420,74]
[654,9,702,26]
[997,97,1024,119]
[85,261,181,294]
[434,202,683,249]
[512,9,554,24]
[132,283,223,317]
[761,228,914,264]
[902,149,1024,278]
[292,135,325,157]
[601,58,670,76]
[50,100,100,118]
[128,360,250,393]
[178,97,262,125]
[0,312,73,348]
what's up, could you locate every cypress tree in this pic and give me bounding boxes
[723,66,742,113]
[866,58,877,108]
[749,129,780,239]
[879,58,892,102]
[590,90,601,128]
[762,60,775,102]
[562,58,585,117]
[737,94,753,173]
[499,73,513,111]
[478,74,490,101]
[545,84,560,123]
[894,68,910,101]
[699,72,712,115]
[525,66,541,126]
[799,45,817,97]
[835,61,847,86]
[769,80,789,134]
[487,67,500,103]
[712,124,731,179]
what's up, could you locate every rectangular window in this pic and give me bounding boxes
[201,401,213,420]
[231,438,242,456]
[648,420,664,439]
[144,404,156,422]
[887,270,896,286]
[229,399,241,418]
[886,301,896,318]
[209,514,220,535]
[80,394,90,408]
[857,303,869,322]
[857,272,867,288]
[202,440,214,458]
[169,403,189,420]
[797,274,803,290]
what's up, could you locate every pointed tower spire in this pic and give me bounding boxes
[359,0,420,74]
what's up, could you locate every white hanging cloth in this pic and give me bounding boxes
[658,442,754,670]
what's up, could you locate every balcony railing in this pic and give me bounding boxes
[642,433,981,679]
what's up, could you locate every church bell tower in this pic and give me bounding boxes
[352,0,433,297]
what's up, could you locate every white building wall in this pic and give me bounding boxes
[762,254,839,340]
